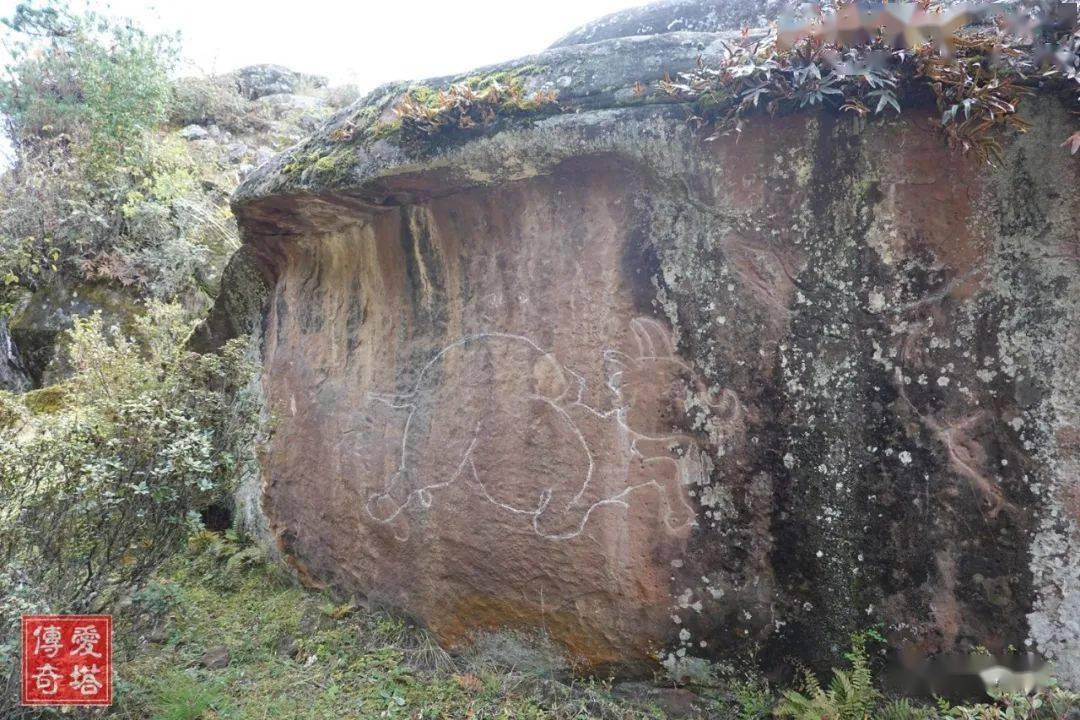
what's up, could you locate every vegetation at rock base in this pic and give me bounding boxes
[0,303,259,716]
[3,530,1071,719]
[659,6,1080,165]
[83,533,675,720]
[0,0,1077,717]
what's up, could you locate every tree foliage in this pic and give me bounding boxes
[0,0,178,164]
[0,2,236,308]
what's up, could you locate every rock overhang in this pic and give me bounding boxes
[219,1,1080,686]
[231,30,750,225]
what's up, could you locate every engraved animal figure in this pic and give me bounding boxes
[363,319,705,541]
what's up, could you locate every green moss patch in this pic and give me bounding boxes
[22,384,69,415]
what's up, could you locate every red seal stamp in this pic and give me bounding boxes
[21,615,112,706]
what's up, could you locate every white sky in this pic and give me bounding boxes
[7,0,643,87]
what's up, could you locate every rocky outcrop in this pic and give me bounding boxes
[9,283,141,386]
[219,2,1080,685]
[0,318,30,392]
[231,64,326,101]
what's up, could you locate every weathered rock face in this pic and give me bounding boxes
[549,0,790,48]
[220,6,1080,686]
[231,64,326,101]
[9,282,141,386]
[0,318,30,392]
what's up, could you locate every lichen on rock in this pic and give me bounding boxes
[214,0,1080,685]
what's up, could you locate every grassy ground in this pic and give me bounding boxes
[38,531,1077,720]
[104,532,683,720]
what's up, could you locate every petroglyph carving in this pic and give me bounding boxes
[362,319,708,541]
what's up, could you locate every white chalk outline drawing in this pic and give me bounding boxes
[362,318,706,541]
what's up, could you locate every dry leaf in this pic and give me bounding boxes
[1063,131,1080,155]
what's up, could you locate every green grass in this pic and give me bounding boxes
[101,535,1080,720]
[106,536,674,719]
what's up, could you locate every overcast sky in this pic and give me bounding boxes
[15,0,641,87]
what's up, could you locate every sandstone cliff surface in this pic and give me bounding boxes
[216,1,1080,685]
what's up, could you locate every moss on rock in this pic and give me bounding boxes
[22,384,69,415]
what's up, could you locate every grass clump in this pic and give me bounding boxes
[20,383,68,414]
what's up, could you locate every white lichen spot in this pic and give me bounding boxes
[899,450,913,465]
[937,376,950,387]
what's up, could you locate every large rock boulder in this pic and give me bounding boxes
[232,64,326,101]
[216,2,1080,685]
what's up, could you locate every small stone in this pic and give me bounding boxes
[276,635,300,658]
[178,124,209,140]
[199,645,230,669]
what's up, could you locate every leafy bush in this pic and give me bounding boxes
[0,0,178,166]
[934,684,1080,720]
[659,9,1080,165]
[375,70,559,150]
[0,301,258,712]
[0,2,237,304]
